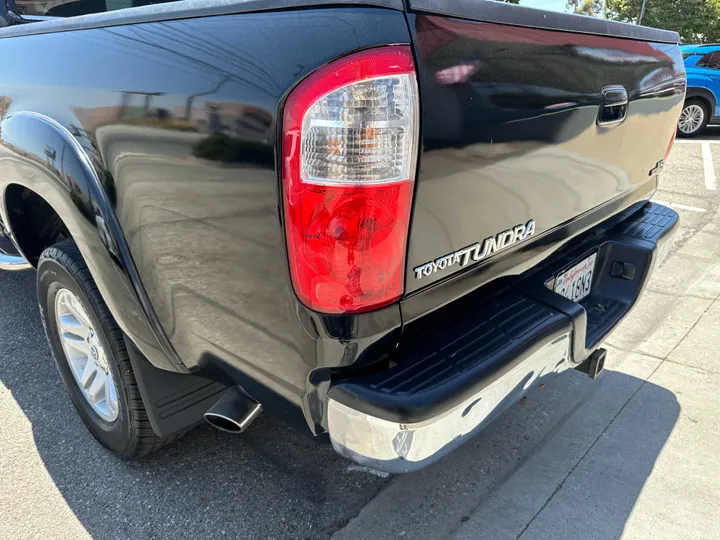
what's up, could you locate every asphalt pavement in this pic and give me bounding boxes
[2,130,720,540]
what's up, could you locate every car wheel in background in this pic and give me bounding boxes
[677,99,709,137]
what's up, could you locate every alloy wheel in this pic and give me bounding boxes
[678,104,705,135]
[54,288,119,422]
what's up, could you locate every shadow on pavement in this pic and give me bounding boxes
[512,367,683,540]
[0,270,681,540]
[451,365,682,540]
[694,124,720,141]
[329,351,681,540]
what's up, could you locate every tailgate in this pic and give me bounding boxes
[404,0,685,299]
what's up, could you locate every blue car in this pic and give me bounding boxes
[679,44,720,136]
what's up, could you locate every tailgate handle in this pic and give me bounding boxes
[597,86,628,126]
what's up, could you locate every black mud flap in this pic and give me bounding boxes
[126,338,229,437]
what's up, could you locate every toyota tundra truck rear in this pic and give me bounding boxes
[0,0,684,472]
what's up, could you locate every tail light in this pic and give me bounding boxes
[282,46,419,314]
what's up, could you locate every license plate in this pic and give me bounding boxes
[554,253,597,303]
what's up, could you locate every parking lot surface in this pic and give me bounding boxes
[2,131,720,540]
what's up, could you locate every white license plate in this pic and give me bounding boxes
[554,253,597,303]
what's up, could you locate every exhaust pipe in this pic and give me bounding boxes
[204,386,262,434]
[576,348,607,379]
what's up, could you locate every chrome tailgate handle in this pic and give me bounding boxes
[598,86,628,126]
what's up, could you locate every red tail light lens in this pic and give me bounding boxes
[282,46,419,314]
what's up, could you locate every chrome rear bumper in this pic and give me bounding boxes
[326,203,679,474]
[328,332,571,473]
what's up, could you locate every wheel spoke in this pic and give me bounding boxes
[62,332,90,355]
[105,379,118,415]
[87,370,106,403]
[79,358,97,388]
[66,295,91,327]
[58,313,90,340]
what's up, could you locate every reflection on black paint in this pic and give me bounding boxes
[414,15,683,147]
[0,7,410,431]
[193,134,273,166]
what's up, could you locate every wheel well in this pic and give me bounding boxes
[687,95,711,112]
[685,88,716,116]
[4,184,71,267]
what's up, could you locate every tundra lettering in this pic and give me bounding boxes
[413,219,537,280]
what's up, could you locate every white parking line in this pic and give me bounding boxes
[651,199,707,213]
[701,142,717,191]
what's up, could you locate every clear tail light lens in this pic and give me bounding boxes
[282,46,419,314]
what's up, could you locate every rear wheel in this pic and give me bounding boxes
[38,239,170,458]
[677,99,709,137]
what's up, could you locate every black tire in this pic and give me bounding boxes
[677,98,709,138]
[38,239,170,458]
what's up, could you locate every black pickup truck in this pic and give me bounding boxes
[0,0,684,472]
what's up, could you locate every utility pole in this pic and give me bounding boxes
[636,0,647,24]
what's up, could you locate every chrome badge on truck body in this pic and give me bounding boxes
[414,220,536,280]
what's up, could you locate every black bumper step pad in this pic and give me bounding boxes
[329,293,570,423]
[616,202,678,243]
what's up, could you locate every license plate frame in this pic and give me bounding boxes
[554,252,597,303]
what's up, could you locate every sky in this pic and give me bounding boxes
[520,0,572,13]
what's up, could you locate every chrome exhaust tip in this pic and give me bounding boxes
[204,386,262,434]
